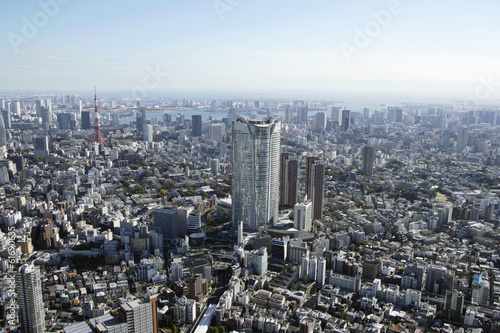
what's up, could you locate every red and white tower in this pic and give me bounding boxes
[92,86,107,146]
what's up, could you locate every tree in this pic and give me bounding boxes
[207,327,218,333]
[171,324,180,333]
[219,327,226,333]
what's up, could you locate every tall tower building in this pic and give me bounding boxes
[192,115,202,137]
[314,112,326,132]
[2,109,11,129]
[297,106,308,124]
[280,153,298,207]
[81,111,91,129]
[34,137,49,157]
[144,124,153,142]
[284,104,293,123]
[0,115,6,147]
[331,107,342,127]
[294,200,312,232]
[305,157,325,220]
[232,117,281,232]
[153,206,178,240]
[342,110,351,131]
[41,106,51,134]
[362,146,376,176]
[457,126,469,152]
[16,263,45,333]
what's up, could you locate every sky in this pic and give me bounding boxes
[1,0,500,102]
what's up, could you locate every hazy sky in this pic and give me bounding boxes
[1,0,500,101]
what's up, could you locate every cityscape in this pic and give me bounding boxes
[2,1,500,333]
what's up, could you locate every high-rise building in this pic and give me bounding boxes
[208,123,224,142]
[119,299,154,333]
[331,106,342,128]
[297,106,308,124]
[425,265,447,294]
[294,200,312,232]
[317,257,327,287]
[305,157,325,220]
[362,146,376,176]
[210,158,220,176]
[280,153,298,207]
[113,112,120,127]
[137,107,147,133]
[192,115,202,137]
[232,117,280,232]
[34,137,49,157]
[153,206,178,240]
[81,110,91,129]
[284,104,293,123]
[16,263,45,333]
[313,112,326,132]
[342,110,351,131]
[2,109,11,129]
[41,106,51,133]
[0,115,6,147]
[57,113,75,130]
[144,124,153,142]
[457,126,469,152]
[189,274,203,301]
[247,247,268,275]
[301,255,309,281]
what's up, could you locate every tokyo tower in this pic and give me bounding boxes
[92,86,107,146]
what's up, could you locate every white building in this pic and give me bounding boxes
[247,247,268,275]
[232,117,280,232]
[294,200,312,232]
[16,263,45,333]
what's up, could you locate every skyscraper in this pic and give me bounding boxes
[457,126,469,152]
[192,115,202,137]
[152,206,178,240]
[41,106,51,134]
[34,137,49,157]
[2,109,11,129]
[81,111,91,129]
[0,115,6,147]
[144,124,153,142]
[16,263,45,333]
[305,157,325,220]
[362,146,376,176]
[280,153,298,207]
[342,110,351,131]
[284,104,293,123]
[297,106,308,124]
[314,112,326,132]
[232,117,281,231]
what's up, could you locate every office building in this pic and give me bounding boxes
[331,107,342,127]
[280,153,298,207]
[313,112,326,132]
[247,247,268,275]
[16,263,45,333]
[153,206,178,240]
[305,157,325,220]
[457,126,469,152]
[232,117,280,232]
[81,110,91,129]
[294,200,312,232]
[342,110,351,131]
[284,104,293,123]
[208,123,224,142]
[297,106,308,124]
[41,106,51,133]
[444,290,465,322]
[0,115,6,147]
[34,136,49,157]
[2,109,11,129]
[210,158,220,176]
[144,124,153,142]
[317,257,327,288]
[362,146,376,176]
[57,113,76,130]
[192,115,202,137]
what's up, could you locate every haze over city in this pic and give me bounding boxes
[2,0,500,102]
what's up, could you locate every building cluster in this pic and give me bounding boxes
[0,95,499,332]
